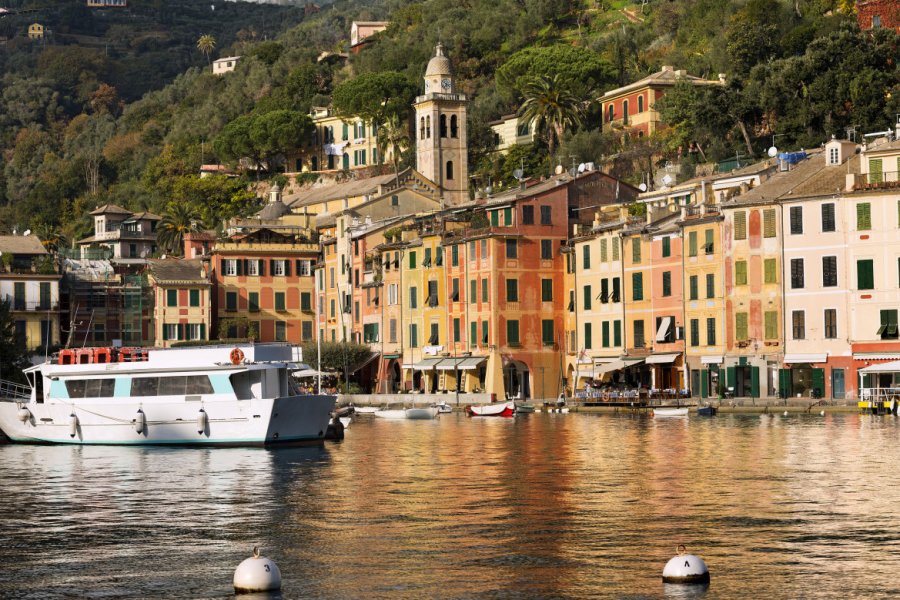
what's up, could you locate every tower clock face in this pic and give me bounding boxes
[441,78,451,90]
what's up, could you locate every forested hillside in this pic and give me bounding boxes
[0,0,896,250]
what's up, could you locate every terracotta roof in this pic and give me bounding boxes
[723,149,856,205]
[258,200,292,220]
[128,211,162,221]
[285,173,399,209]
[148,259,208,284]
[89,204,131,216]
[602,66,722,99]
[0,235,48,255]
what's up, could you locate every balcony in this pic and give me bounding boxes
[854,171,900,191]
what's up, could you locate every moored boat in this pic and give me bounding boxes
[466,401,515,417]
[354,406,380,414]
[434,402,453,414]
[652,407,689,418]
[696,406,717,416]
[514,403,535,414]
[0,344,335,446]
[374,406,439,420]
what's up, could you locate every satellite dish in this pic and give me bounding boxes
[577,163,586,173]
[662,174,673,186]
[22,229,30,236]
[638,183,648,192]
[555,165,564,175]
[485,185,493,195]
[767,146,778,158]
[512,169,524,181]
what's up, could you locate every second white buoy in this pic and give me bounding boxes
[662,545,709,584]
[234,546,281,594]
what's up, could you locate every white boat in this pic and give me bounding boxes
[0,344,336,446]
[514,403,535,414]
[374,406,439,420]
[354,406,380,414]
[653,407,689,417]
[434,402,453,414]
[466,401,515,417]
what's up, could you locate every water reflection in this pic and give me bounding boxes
[3,413,900,598]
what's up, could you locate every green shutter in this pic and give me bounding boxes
[409,251,416,269]
[763,209,776,238]
[613,320,621,346]
[689,275,698,300]
[632,238,641,263]
[632,273,643,301]
[751,366,760,398]
[491,210,499,226]
[471,321,477,344]
[811,368,825,398]
[735,211,747,240]
[700,370,708,398]
[688,231,697,256]
[726,366,736,390]
[167,289,177,307]
[470,279,477,303]
[764,258,776,283]
[704,229,714,253]
[504,207,512,225]
[858,260,874,290]
[869,158,883,183]
[602,321,610,347]
[765,311,778,339]
[162,325,169,341]
[611,237,619,261]
[779,369,792,399]
[600,239,608,262]
[736,312,748,340]
[662,236,670,257]
[736,261,747,285]
[857,203,871,230]
[482,278,488,303]
[584,322,592,350]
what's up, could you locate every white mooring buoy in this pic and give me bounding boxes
[17,407,31,423]
[662,545,709,584]
[234,546,281,594]
[783,410,789,417]
[135,409,146,434]
[68,413,79,438]
[820,410,825,416]
[197,408,208,435]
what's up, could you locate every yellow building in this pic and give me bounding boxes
[0,236,60,351]
[147,259,211,348]
[289,106,388,174]
[489,114,537,153]
[27,23,44,40]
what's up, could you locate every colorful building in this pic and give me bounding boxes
[489,114,537,153]
[77,204,160,260]
[147,259,211,348]
[0,236,60,351]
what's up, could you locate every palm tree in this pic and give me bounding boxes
[376,115,410,185]
[33,222,69,255]
[518,74,586,161]
[157,203,202,256]
[197,34,216,65]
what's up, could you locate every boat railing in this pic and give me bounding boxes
[0,379,32,402]
[859,387,900,403]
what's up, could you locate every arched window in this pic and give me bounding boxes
[637,95,644,113]
[607,104,614,122]
[446,160,454,180]
[450,115,458,138]
[623,100,629,125]
[440,114,448,138]
[342,153,350,170]
[420,117,425,140]
[426,115,431,138]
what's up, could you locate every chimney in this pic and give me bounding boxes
[619,206,630,221]
[269,183,281,204]
[675,69,687,77]
[661,65,674,72]
[592,212,601,228]
[718,73,727,84]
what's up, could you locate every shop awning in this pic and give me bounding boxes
[854,352,900,360]
[595,358,645,375]
[860,360,900,373]
[701,356,723,364]
[411,357,445,370]
[351,352,380,373]
[783,353,827,364]
[645,352,680,364]
[455,356,486,370]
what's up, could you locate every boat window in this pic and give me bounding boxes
[65,379,115,398]
[131,375,214,396]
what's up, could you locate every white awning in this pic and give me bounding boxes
[854,352,900,360]
[783,353,827,364]
[412,357,445,370]
[701,356,723,364]
[574,370,595,381]
[593,357,616,366]
[645,352,680,365]
[596,358,645,375]
[437,356,486,370]
[860,360,900,373]
[656,316,672,342]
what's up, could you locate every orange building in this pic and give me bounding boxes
[147,259,211,348]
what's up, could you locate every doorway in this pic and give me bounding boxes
[832,368,845,399]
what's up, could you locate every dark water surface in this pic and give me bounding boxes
[2,412,899,599]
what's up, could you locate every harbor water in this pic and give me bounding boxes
[2,411,900,598]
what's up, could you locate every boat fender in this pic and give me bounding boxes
[230,348,245,365]
[17,407,31,423]
[197,408,208,435]
[662,545,710,584]
[233,546,281,594]
[68,413,79,438]
[134,409,145,434]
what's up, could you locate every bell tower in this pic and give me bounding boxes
[414,43,468,205]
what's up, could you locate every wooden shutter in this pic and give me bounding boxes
[632,273,642,301]
[690,275,698,300]
[734,211,747,240]
[632,238,641,263]
[856,203,871,230]
[763,209,776,238]
[688,231,697,256]
[764,258,776,283]
[736,261,747,285]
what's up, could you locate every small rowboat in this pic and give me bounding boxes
[652,407,689,418]
[466,401,515,417]
[374,407,439,420]
[434,402,453,414]
[354,406,380,414]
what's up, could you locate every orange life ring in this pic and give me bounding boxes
[230,348,244,365]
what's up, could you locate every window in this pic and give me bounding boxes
[600,279,609,303]
[611,238,619,261]
[790,206,803,235]
[602,321,610,347]
[481,239,487,260]
[427,280,438,306]
[450,115,458,138]
[523,205,534,224]
[452,318,460,343]
[612,277,621,302]
[226,292,237,311]
[765,311,778,340]
[167,289,177,307]
[857,202,871,230]
[540,205,552,225]
[225,259,237,276]
[470,279,477,303]
[505,239,517,259]
[821,203,835,232]
[879,310,898,339]
[599,239,608,262]
[623,99,629,124]
[410,324,418,348]
[822,256,837,287]
[409,286,417,309]
[189,289,200,307]
[164,324,178,341]
[583,285,592,310]
[734,211,747,240]
[655,316,675,343]
[363,323,379,343]
[857,259,874,290]
[482,320,489,344]
[632,273,643,301]
[275,292,286,312]
[824,309,837,339]
[662,271,671,296]
[735,261,748,286]
[632,238,641,263]
[584,322,592,350]
[440,114,447,138]
[482,277,488,303]
[541,278,553,302]
[873,14,882,27]
[300,321,312,341]
[828,147,839,165]
[301,292,311,312]
[409,251,417,270]
[469,241,476,261]
[247,260,260,276]
[706,318,716,346]
[451,245,459,266]
[542,320,554,346]
[423,247,432,267]
[763,209,776,238]
[491,210,499,226]
[688,231,697,257]
[470,321,477,345]
[330,299,335,318]
[504,207,512,225]
[633,320,644,348]
[764,258,777,284]
[613,320,621,346]
[541,239,552,260]
[706,274,715,298]
[638,95,644,113]
[736,312,748,341]
[791,258,805,289]
[273,260,287,276]
[451,278,459,302]
[39,282,51,310]
[583,245,591,269]
[506,279,519,302]
[704,229,714,254]
[507,320,520,346]
[446,161,454,180]
[388,283,399,305]
[662,236,671,257]
[792,311,805,340]
[689,275,698,300]
[248,292,259,312]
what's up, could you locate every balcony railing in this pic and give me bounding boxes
[854,171,900,191]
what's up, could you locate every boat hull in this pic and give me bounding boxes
[374,407,439,420]
[653,407,689,418]
[466,401,515,417]
[0,394,335,446]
